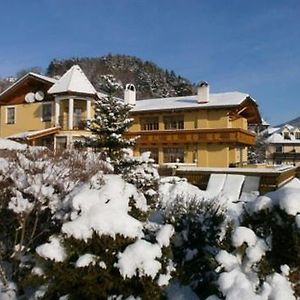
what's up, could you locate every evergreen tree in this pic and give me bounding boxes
[83,82,137,165]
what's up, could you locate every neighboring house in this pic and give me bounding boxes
[0,65,262,167]
[264,124,300,166]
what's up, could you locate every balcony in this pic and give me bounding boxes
[125,128,256,145]
[272,152,300,161]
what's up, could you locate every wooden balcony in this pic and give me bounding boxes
[125,128,256,145]
[272,152,300,161]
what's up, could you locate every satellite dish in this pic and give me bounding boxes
[35,90,44,101]
[25,92,35,103]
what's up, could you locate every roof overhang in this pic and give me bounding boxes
[229,97,262,125]
[8,127,60,142]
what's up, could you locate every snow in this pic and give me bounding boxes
[48,65,97,95]
[159,176,206,209]
[116,239,162,279]
[266,178,300,216]
[266,273,295,300]
[75,254,98,268]
[156,224,174,247]
[216,250,239,271]
[231,226,257,248]
[296,215,300,228]
[205,173,226,198]
[0,138,27,150]
[36,236,67,262]
[219,174,245,203]
[131,92,250,113]
[62,175,146,240]
[245,239,269,264]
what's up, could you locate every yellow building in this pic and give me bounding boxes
[0,65,261,167]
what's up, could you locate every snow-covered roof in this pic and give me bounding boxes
[8,127,60,140]
[131,92,250,112]
[265,124,300,144]
[0,138,27,150]
[0,72,56,98]
[48,65,97,96]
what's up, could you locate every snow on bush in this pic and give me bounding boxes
[36,236,67,262]
[116,239,162,279]
[231,226,257,248]
[62,175,146,240]
[75,254,98,268]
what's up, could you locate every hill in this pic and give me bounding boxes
[46,54,194,99]
[278,116,300,127]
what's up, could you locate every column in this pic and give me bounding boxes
[86,99,91,121]
[68,98,74,130]
[55,99,60,126]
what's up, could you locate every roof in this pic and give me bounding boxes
[266,124,300,144]
[0,72,56,98]
[131,91,251,112]
[48,65,96,96]
[8,127,60,141]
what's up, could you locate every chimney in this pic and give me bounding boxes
[124,84,136,105]
[197,81,209,103]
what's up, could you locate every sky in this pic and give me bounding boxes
[0,0,300,125]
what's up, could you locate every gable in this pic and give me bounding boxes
[0,74,55,105]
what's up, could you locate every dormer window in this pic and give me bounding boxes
[295,132,300,140]
[283,132,290,140]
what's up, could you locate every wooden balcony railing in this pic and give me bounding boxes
[272,152,300,161]
[125,128,256,145]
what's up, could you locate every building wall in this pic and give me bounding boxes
[0,102,53,137]
[130,108,250,167]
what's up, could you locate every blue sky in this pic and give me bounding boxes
[0,0,299,124]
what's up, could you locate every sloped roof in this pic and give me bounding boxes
[131,92,251,112]
[266,124,300,144]
[8,127,60,141]
[0,72,56,98]
[48,65,96,95]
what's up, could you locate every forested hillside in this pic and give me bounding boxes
[46,54,194,99]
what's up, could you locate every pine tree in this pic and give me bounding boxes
[83,81,137,165]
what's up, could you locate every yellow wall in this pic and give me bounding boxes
[130,109,232,132]
[0,102,53,137]
[136,143,231,167]
[230,116,247,130]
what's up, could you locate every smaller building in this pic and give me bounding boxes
[265,124,300,166]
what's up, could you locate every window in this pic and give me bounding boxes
[74,108,83,129]
[56,136,67,151]
[6,107,15,124]
[140,117,159,130]
[275,145,283,153]
[140,147,159,163]
[42,103,52,122]
[295,132,300,140]
[163,115,184,130]
[163,147,184,163]
[283,132,290,140]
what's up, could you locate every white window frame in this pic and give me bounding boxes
[41,102,52,122]
[6,106,16,124]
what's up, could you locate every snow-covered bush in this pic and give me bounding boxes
[33,174,173,299]
[0,148,109,298]
[163,196,225,298]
